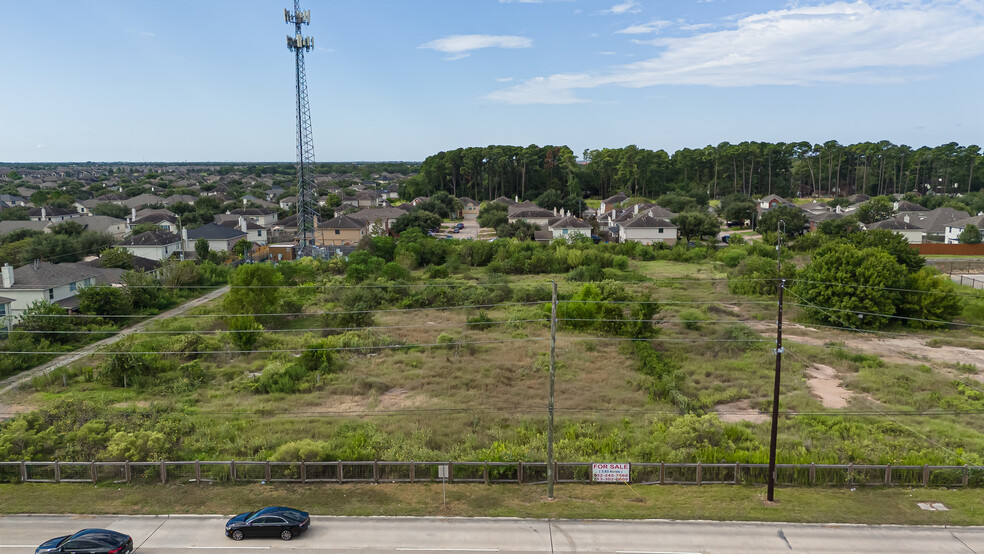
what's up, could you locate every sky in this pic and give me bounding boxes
[1,0,983,163]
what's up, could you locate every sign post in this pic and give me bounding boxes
[438,464,448,508]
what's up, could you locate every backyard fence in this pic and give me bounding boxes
[2,460,983,488]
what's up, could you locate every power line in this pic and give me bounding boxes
[789,277,984,299]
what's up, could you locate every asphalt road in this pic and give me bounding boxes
[2,515,983,553]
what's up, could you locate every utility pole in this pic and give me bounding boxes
[547,280,557,499]
[285,1,319,257]
[767,221,785,502]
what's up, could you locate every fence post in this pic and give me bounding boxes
[230,460,236,482]
[265,461,271,483]
[337,460,342,484]
[810,463,816,486]
[448,461,454,484]
[91,460,97,483]
[517,461,523,484]
[590,461,595,484]
[963,465,970,487]
[847,463,853,487]
[410,461,415,484]
[696,462,702,486]
[483,462,489,485]
[923,464,930,486]
[660,462,665,485]
[160,460,167,484]
[735,462,740,485]
[54,460,60,483]
[885,464,891,486]
[373,460,379,484]
[195,460,201,484]
[20,460,26,482]
[301,461,307,484]
[124,461,131,484]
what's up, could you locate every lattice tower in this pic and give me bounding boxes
[285,1,319,256]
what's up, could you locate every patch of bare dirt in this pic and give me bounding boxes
[716,399,770,424]
[805,364,852,409]
[324,388,418,413]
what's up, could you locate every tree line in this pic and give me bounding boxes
[402,142,982,202]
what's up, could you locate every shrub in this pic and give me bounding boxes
[227,315,263,352]
[678,308,710,331]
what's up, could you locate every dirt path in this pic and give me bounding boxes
[0,285,230,402]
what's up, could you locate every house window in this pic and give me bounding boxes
[84,278,93,286]
[70,282,77,291]
[48,288,54,300]
[0,304,6,316]
[335,229,340,235]
[658,228,663,233]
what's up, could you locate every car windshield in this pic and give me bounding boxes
[243,511,257,520]
[281,510,305,522]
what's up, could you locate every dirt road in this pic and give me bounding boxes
[0,285,230,402]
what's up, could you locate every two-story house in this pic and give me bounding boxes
[0,261,124,318]
[118,230,182,261]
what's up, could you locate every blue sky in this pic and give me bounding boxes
[2,0,982,162]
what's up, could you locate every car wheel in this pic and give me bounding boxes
[281,529,293,541]
[231,530,244,541]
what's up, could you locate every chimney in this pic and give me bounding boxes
[40,207,47,221]
[553,207,558,216]
[239,216,247,231]
[515,195,519,203]
[181,227,188,250]
[634,204,639,215]
[1,263,13,288]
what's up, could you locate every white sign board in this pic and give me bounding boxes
[592,463,630,483]
[438,464,449,479]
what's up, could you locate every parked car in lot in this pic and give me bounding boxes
[226,506,310,541]
[36,529,133,554]
[455,222,464,229]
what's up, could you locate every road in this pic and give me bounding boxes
[1,515,982,553]
[0,285,230,402]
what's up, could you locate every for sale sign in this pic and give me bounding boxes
[592,463,630,483]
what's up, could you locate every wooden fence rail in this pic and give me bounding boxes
[2,461,983,488]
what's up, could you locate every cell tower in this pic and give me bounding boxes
[285,1,319,255]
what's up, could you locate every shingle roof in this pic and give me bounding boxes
[458,197,478,205]
[867,219,922,230]
[0,220,49,235]
[348,207,407,221]
[621,214,677,229]
[28,206,75,217]
[2,261,112,290]
[492,196,517,206]
[551,215,591,229]
[322,214,366,229]
[0,295,14,304]
[603,193,628,205]
[187,223,247,240]
[131,213,178,225]
[231,208,273,216]
[509,208,555,219]
[219,219,265,231]
[119,230,181,246]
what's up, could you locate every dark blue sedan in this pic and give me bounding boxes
[225,506,310,541]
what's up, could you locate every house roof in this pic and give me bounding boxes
[348,207,407,221]
[551,215,591,229]
[492,196,517,206]
[28,206,75,217]
[187,223,247,241]
[894,200,927,212]
[603,193,628,205]
[509,208,555,219]
[131,213,177,225]
[533,231,554,242]
[231,208,273,216]
[77,215,126,233]
[0,220,50,235]
[119,230,181,246]
[867,219,922,230]
[897,207,971,233]
[219,219,265,231]
[458,197,478,205]
[944,214,984,231]
[322,214,366,229]
[0,295,13,304]
[1,261,116,290]
[621,214,677,229]
[122,194,165,209]
[163,194,198,205]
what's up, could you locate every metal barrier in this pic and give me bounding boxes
[1,460,981,487]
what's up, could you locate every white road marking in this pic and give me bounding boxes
[188,547,271,550]
[616,551,702,554]
[396,546,499,552]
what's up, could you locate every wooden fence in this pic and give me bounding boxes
[1,460,983,488]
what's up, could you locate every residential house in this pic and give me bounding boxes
[599,193,628,214]
[492,196,517,207]
[315,214,366,246]
[944,214,984,244]
[28,206,80,223]
[279,196,298,210]
[806,211,845,232]
[128,212,179,234]
[229,208,278,227]
[618,214,678,245]
[0,260,125,317]
[118,230,182,261]
[892,207,971,243]
[0,220,50,237]
[757,195,795,211]
[0,194,27,207]
[459,197,480,216]
[220,217,268,246]
[163,194,197,207]
[549,215,592,240]
[864,219,928,243]
[0,295,12,327]
[184,223,247,252]
[408,196,430,207]
[78,215,128,239]
[348,207,407,234]
[507,206,556,227]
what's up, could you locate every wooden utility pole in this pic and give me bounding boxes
[767,221,785,502]
[547,281,557,499]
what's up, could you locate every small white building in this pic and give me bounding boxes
[184,223,248,253]
[0,261,123,318]
[118,230,182,261]
[618,214,678,245]
[549,215,592,240]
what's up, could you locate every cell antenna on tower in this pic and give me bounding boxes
[285,0,319,256]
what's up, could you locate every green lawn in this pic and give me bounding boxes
[2,483,983,525]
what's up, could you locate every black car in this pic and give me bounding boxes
[36,529,133,554]
[225,506,310,541]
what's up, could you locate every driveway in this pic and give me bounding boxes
[441,214,479,240]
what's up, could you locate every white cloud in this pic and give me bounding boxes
[497,77,515,82]
[616,19,671,34]
[488,0,984,104]
[599,1,642,15]
[419,34,533,60]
